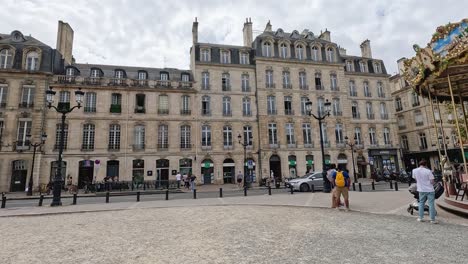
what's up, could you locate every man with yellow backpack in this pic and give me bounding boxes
[332,168,351,211]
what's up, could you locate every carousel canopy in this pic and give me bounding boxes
[403,18,468,101]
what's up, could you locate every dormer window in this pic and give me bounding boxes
[240,52,249,64]
[262,42,272,57]
[220,50,230,64]
[346,61,353,72]
[26,51,39,71]
[359,61,367,72]
[0,49,13,69]
[201,49,210,62]
[295,44,304,60]
[115,70,124,79]
[138,71,147,80]
[311,46,319,61]
[160,72,169,81]
[181,73,190,82]
[66,67,75,76]
[374,62,382,73]
[90,69,101,78]
[280,43,288,58]
[326,47,334,62]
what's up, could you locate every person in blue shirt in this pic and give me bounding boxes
[332,168,351,211]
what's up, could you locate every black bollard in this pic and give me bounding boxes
[244,186,248,196]
[390,180,393,190]
[166,189,169,200]
[1,195,5,208]
[372,181,375,191]
[106,191,110,203]
[143,183,146,191]
[137,191,140,202]
[358,183,362,192]
[73,193,77,205]
[311,184,315,193]
[38,195,44,206]
[193,189,197,199]
[290,186,294,194]
[219,188,223,198]
[268,186,272,195]
[352,182,356,191]
[395,182,399,191]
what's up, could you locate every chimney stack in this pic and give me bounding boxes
[319,29,331,41]
[338,46,347,56]
[264,20,272,32]
[243,18,253,47]
[56,21,74,66]
[360,39,372,58]
[192,17,199,44]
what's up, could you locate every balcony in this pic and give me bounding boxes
[180,144,192,150]
[157,144,169,150]
[304,142,314,148]
[364,92,372,97]
[180,109,191,115]
[331,86,340,91]
[266,83,276,89]
[156,80,171,88]
[369,141,379,148]
[223,145,234,150]
[57,76,76,84]
[178,81,193,89]
[108,145,120,151]
[367,113,375,120]
[315,84,323,90]
[299,84,309,90]
[109,78,127,86]
[53,144,67,151]
[415,121,424,126]
[132,79,148,87]
[242,86,251,92]
[333,111,342,117]
[398,125,407,130]
[158,109,169,115]
[269,143,279,149]
[352,112,360,119]
[201,84,211,90]
[110,104,121,113]
[378,93,386,98]
[287,142,297,148]
[322,140,331,148]
[243,111,252,117]
[133,144,145,151]
[384,141,393,148]
[81,144,94,151]
[395,107,403,112]
[84,107,96,113]
[284,109,295,115]
[412,102,420,107]
[14,142,30,151]
[201,110,211,116]
[336,141,345,148]
[381,114,389,120]
[135,106,146,114]
[268,109,277,115]
[201,145,212,151]
[19,102,34,108]
[223,111,232,117]
[222,84,231,91]
[84,77,102,85]
[283,84,292,89]
[349,91,357,97]
[419,145,428,150]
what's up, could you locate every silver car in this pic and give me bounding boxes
[286,172,325,192]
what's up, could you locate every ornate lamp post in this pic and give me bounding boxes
[238,133,252,188]
[305,98,332,193]
[345,136,358,183]
[25,133,47,196]
[46,88,84,206]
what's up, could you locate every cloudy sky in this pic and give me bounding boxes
[2,0,467,74]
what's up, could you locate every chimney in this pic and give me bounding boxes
[56,21,74,66]
[360,39,372,58]
[264,20,272,32]
[319,29,330,41]
[243,18,253,47]
[192,17,199,44]
[338,46,347,56]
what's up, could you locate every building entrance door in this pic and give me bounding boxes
[10,160,28,192]
[269,155,282,182]
[78,160,94,189]
[156,159,169,188]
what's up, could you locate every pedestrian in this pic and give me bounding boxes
[412,160,438,224]
[176,171,182,189]
[327,164,341,208]
[183,173,189,190]
[237,170,243,188]
[332,167,351,211]
[190,173,196,191]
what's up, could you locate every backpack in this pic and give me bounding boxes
[335,171,346,187]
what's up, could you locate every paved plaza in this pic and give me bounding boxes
[0,191,467,264]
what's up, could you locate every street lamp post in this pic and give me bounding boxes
[46,88,84,206]
[238,133,252,188]
[305,99,332,193]
[345,136,358,183]
[25,133,47,196]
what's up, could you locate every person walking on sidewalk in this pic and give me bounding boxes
[412,160,438,224]
[176,172,182,189]
[190,173,197,192]
[237,171,243,188]
[332,168,351,211]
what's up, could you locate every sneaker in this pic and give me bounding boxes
[417,218,424,222]
[430,220,439,224]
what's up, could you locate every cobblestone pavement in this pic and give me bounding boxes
[0,205,467,264]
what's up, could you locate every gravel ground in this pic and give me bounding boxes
[0,205,466,264]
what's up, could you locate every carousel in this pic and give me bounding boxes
[403,18,468,211]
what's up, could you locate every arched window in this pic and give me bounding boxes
[383,127,391,145]
[366,102,374,119]
[299,71,307,90]
[158,124,169,149]
[134,125,145,150]
[262,42,272,57]
[220,50,230,64]
[82,124,95,150]
[363,81,371,97]
[26,51,39,71]
[202,96,210,115]
[201,49,210,62]
[295,44,304,60]
[222,96,231,116]
[374,62,382,73]
[346,60,353,71]
[377,82,384,98]
[242,97,251,116]
[351,101,360,119]
[223,126,233,148]
[222,73,230,91]
[359,61,367,72]
[419,133,428,149]
[330,74,338,91]
[326,47,334,62]
[180,125,191,149]
[108,124,121,150]
[380,102,388,119]
[369,127,377,145]
[201,71,210,90]
[395,97,402,111]
[349,81,357,96]
[311,46,319,61]
[280,43,288,58]
[0,49,13,69]
[201,125,211,147]
[241,74,250,92]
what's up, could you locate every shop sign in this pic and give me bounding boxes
[337,159,348,163]
[289,160,296,166]
[325,159,331,165]
[307,160,314,165]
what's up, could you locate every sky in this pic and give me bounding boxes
[1,0,467,74]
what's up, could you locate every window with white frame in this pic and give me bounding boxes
[383,127,391,145]
[363,81,371,97]
[222,73,230,91]
[241,74,250,92]
[201,125,211,147]
[302,123,312,145]
[222,96,231,116]
[349,80,357,96]
[267,95,276,115]
[415,110,423,126]
[16,120,31,147]
[332,98,341,116]
[352,101,360,119]
[285,123,295,145]
[346,61,353,71]
[268,123,278,145]
[111,93,122,106]
[0,85,8,107]
[59,91,70,103]
[243,126,253,146]
[157,94,168,114]
[330,74,338,90]
[374,62,382,73]
[108,124,120,150]
[419,133,428,149]
[354,127,362,145]
[317,97,324,115]
[66,67,75,76]
[115,70,124,79]
[359,61,367,72]
[82,123,95,150]
[181,73,190,82]
[398,115,406,129]
[157,124,169,149]
[311,46,319,61]
[262,42,272,57]
[54,123,68,150]
[335,123,344,143]
[380,102,388,119]
[395,97,403,111]
[160,72,169,81]
[201,72,210,90]
[243,97,251,116]
[20,86,35,107]
[401,135,409,150]
[280,43,288,58]
[220,50,230,64]
[134,125,145,149]
[377,82,384,98]
[180,125,191,149]
[90,69,100,78]
[201,49,210,62]
[223,126,233,147]
[202,96,210,115]
[366,102,374,119]
[295,44,304,60]
[315,72,322,90]
[321,122,328,143]
[240,52,249,64]
[265,70,274,88]
[84,92,97,112]
[301,97,308,115]
[412,92,420,106]
[26,51,39,71]
[299,71,307,90]
[181,95,190,113]
[369,127,377,145]
[326,47,334,62]
[0,49,13,69]
[284,96,293,115]
[138,71,147,80]
[282,71,291,88]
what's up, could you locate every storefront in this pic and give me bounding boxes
[305,155,314,173]
[288,155,297,178]
[368,149,399,172]
[223,158,235,184]
[201,159,214,184]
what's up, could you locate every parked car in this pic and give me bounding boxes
[285,171,324,192]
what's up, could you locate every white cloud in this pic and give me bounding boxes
[1,0,466,74]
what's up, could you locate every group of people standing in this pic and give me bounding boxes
[175,172,196,191]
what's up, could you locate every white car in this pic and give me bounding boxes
[286,172,325,192]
